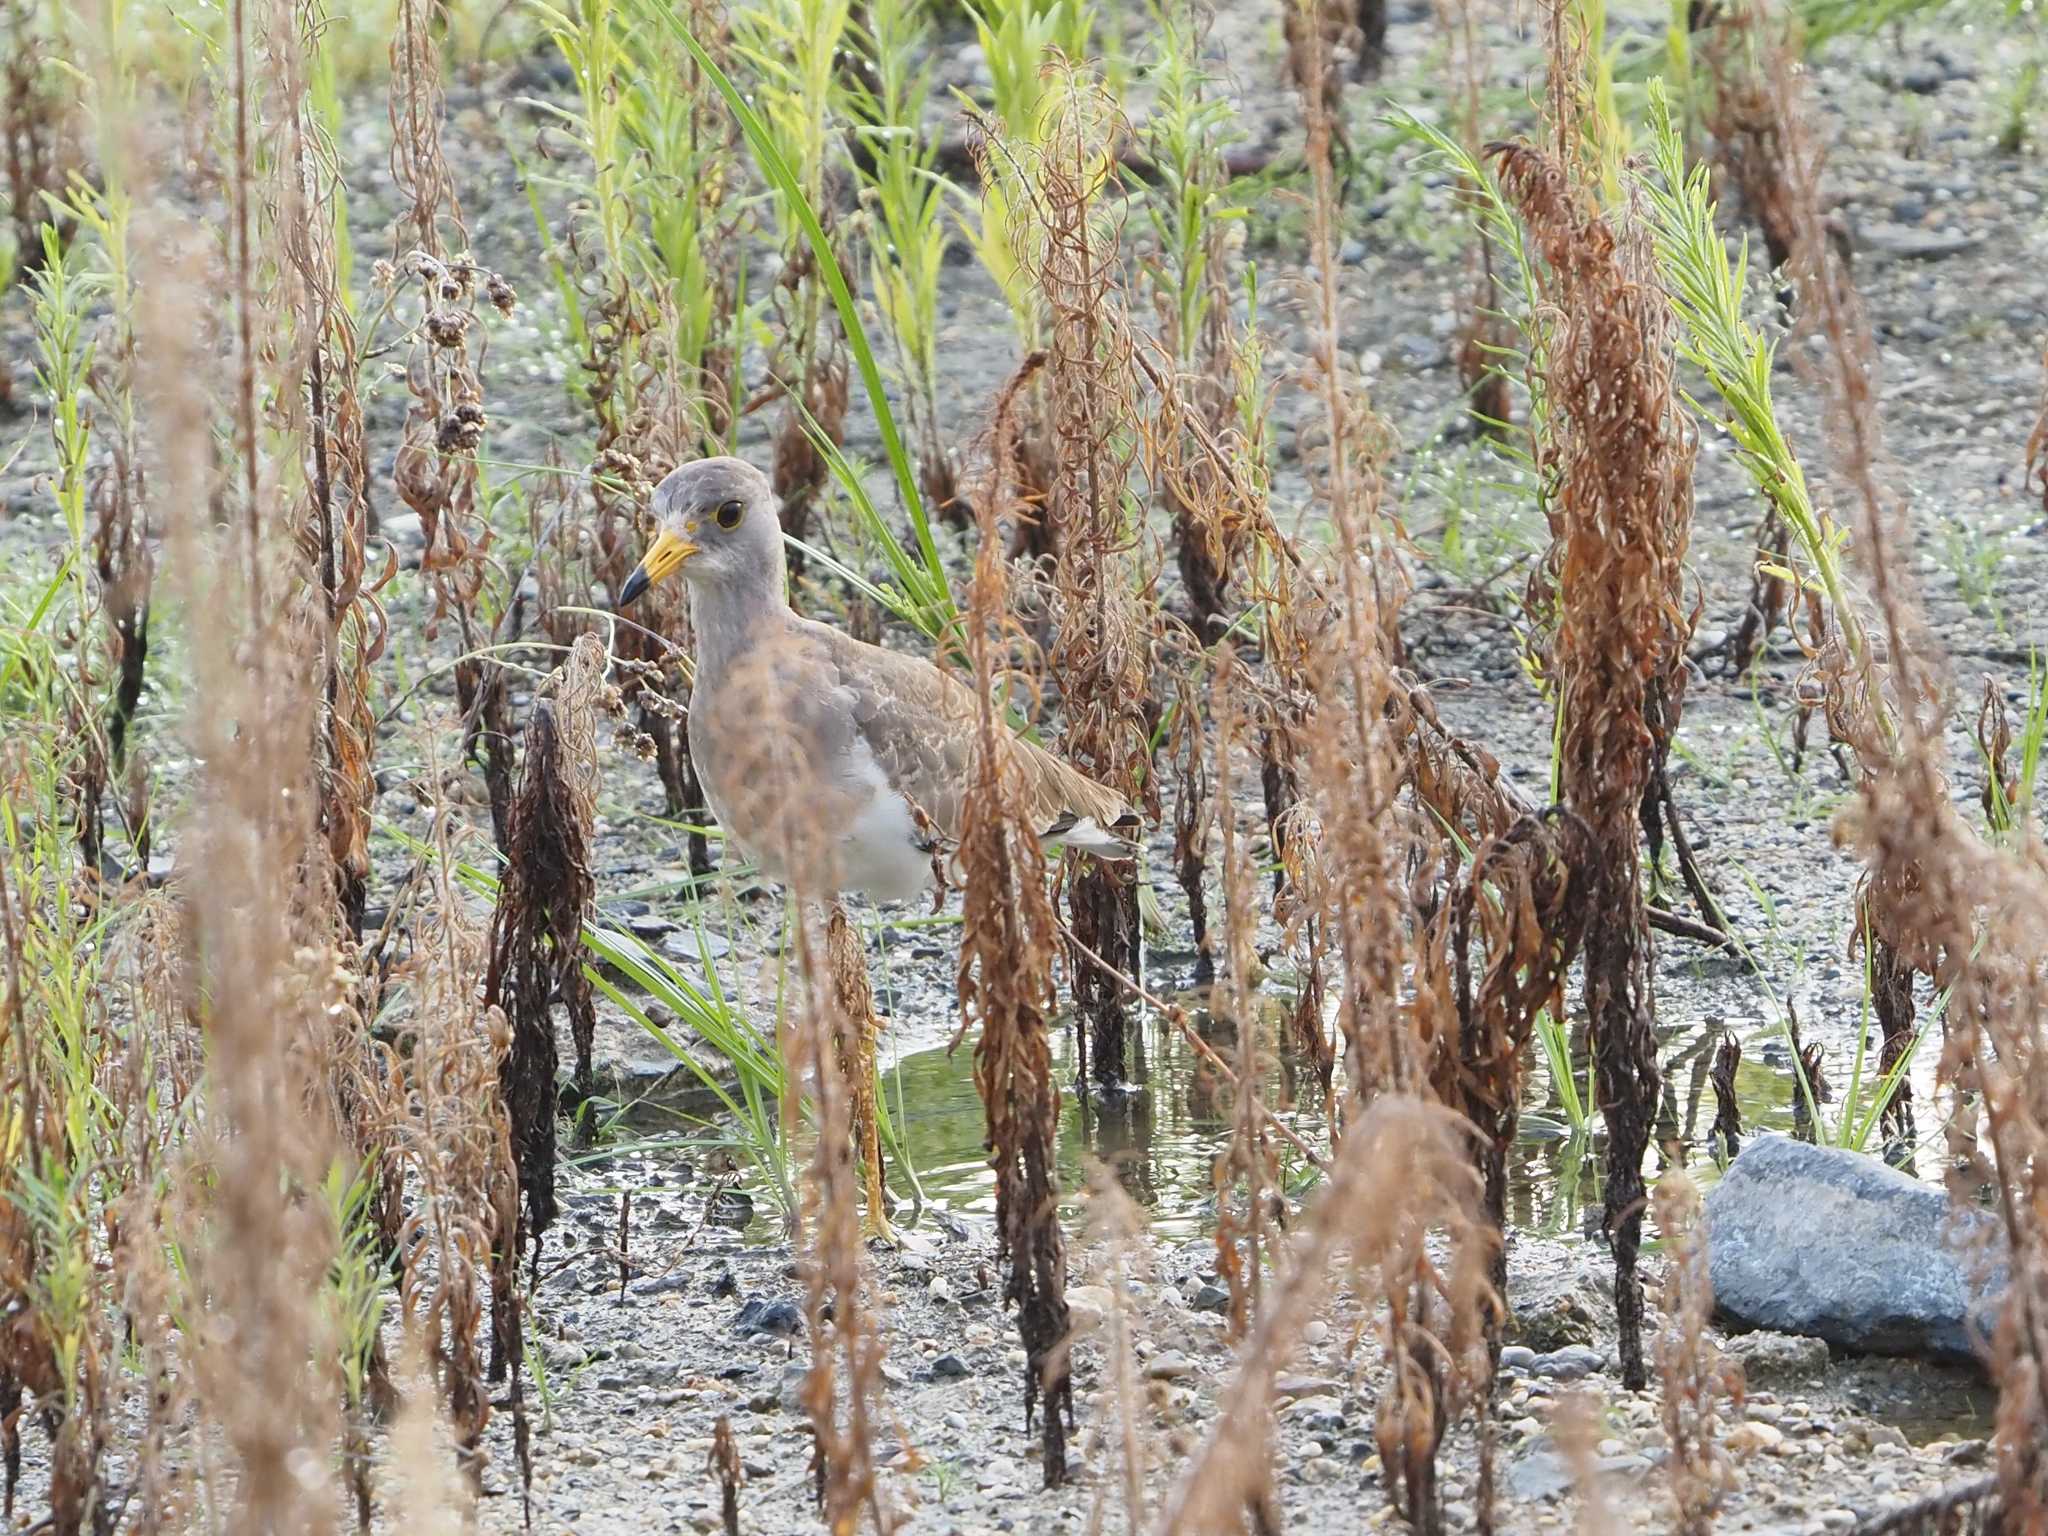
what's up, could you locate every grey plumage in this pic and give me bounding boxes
[621,457,1137,902]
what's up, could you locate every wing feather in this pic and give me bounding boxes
[802,621,1134,851]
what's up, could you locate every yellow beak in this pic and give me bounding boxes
[618,528,698,607]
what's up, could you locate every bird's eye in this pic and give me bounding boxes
[715,499,745,530]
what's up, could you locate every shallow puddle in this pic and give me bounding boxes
[604,986,1947,1247]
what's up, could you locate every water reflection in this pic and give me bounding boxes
[715,1000,1945,1245]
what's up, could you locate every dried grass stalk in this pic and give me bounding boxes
[957,409,1075,1486]
[1653,1172,1740,1536]
[393,797,519,1493]
[1491,121,1697,1388]
[788,899,887,1532]
[1157,1097,1487,1535]
[1208,654,1275,1340]
[141,191,349,1532]
[486,634,605,1258]
[1006,69,1156,1093]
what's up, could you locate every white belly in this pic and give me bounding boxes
[690,725,931,903]
[834,782,935,903]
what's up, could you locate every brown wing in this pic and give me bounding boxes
[803,620,1132,845]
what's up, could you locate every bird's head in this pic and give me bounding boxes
[618,456,782,608]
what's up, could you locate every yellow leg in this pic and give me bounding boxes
[826,903,898,1247]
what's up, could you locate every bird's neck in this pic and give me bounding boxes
[688,571,788,673]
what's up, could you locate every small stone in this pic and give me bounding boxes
[1726,1421,1786,1457]
[731,1297,803,1338]
[1303,1320,1331,1347]
[1066,1285,1110,1334]
[930,1353,970,1380]
[1507,1441,1572,1502]
[777,1364,808,1413]
[1724,1330,1830,1387]
[1274,1375,1345,1402]
[927,1275,957,1305]
[1285,1394,1343,1420]
[1146,1351,1196,1381]
[1499,1346,1538,1373]
[1531,1345,1606,1381]
[1191,1283,1231,1314]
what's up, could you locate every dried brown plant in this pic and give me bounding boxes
[391,795,520,1496]
[1207,653,1277,1340]
[788,898,889,1532]
[1709,1029,1743,1160]
[2,0,72,283]
[827,902,891,1240]
[1157,1097,1489,1535]
[1434,810,1593,1305]
[957,406,1075,1486]
[1653,1172,1740,1536]
[1075,1163,1155,1533]
[1282,0,1353,155]
[712,1413,744,1536]
[486,634,606,1264]
[266,0,385,935]
[996,68,1156,1093]
[387,0,518,843]
[1491,116,1697,1388]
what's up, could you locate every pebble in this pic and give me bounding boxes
[1191,1283,1232,1314]
[931,1353,971,1380]
[1066,1285,1110,1334]
[1530,1345,1606,1381]
[1145,1351,1196,1381]
[1727,1421,1788,1457]
[1274,1375,1345,1401]
[731,1297,803,1338]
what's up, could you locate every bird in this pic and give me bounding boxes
[617,455,1139,1240]
[616,456,1138,903]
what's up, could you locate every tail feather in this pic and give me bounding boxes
[1042,813,1142,860]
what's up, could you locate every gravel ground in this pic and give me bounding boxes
[1,0,2042,1529]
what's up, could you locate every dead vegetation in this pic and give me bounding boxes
[4,0,2046,1531]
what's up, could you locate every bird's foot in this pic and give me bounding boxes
[861,1204,903,1250]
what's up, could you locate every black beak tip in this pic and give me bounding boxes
[617,566,650,609]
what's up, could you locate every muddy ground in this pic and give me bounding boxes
[2,0,2044,1529]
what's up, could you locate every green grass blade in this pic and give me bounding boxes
[629,0,955,631]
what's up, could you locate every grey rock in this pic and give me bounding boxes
[1858,223,1985,261]
[1507,1442,1572,1502]
[1899,62,1945,94]
[732,1297,804,1338]
[632,1272,689,1298]
[1530,1345,1606,1381]
[1722,1329,1831,1386]
[1498,1345,1538,1373]
[777,1363,808,1412]
[1145,1350,1196,1380]
[1191,1283,1232,1314]
[1705,1134,2002,1365]
[1505,1261,1612,1353]
[930,1353,970,1380]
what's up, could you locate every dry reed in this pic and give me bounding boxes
[997,67,1156,1093]
[957,401,1075,1485]
[1491,89,1697,1385]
